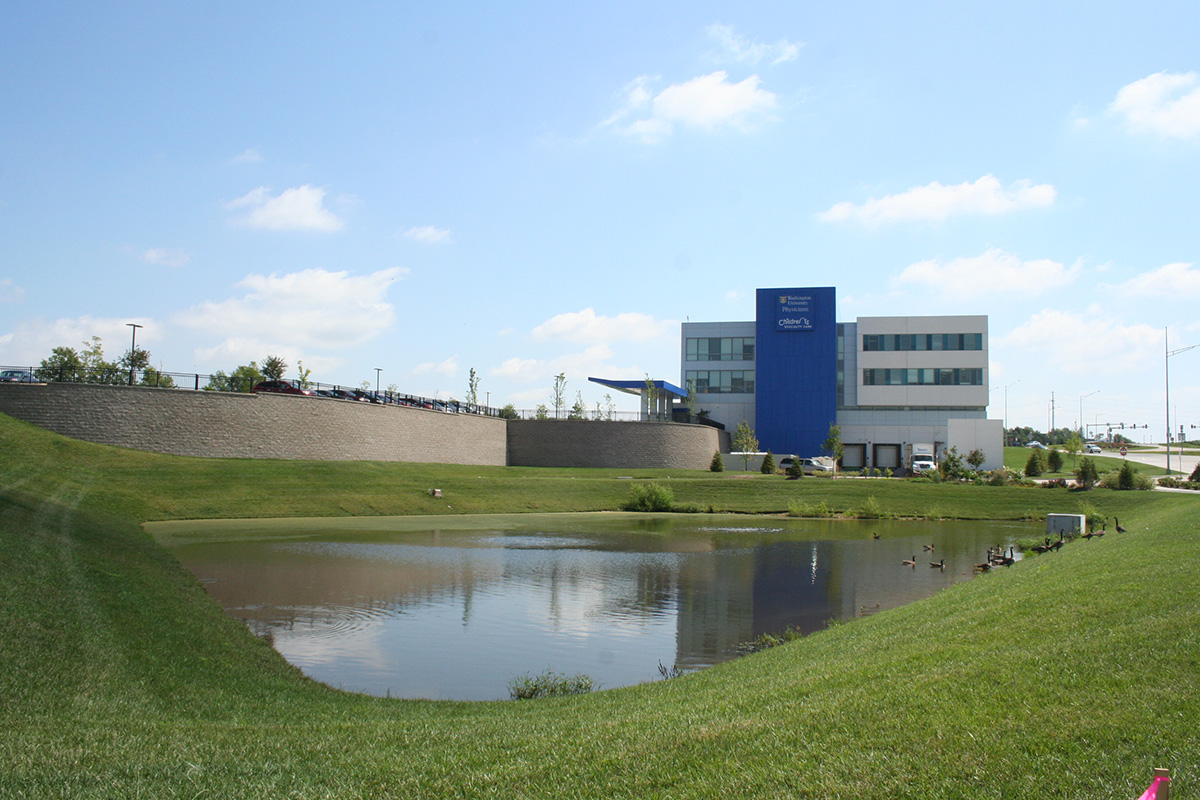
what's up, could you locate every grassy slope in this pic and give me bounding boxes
[1,414,1198,799]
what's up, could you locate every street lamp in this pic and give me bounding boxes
[1165,328,1198,475]
[126,323,143,386]
[375,368,382,397]
[1004,380,1020,445]
[1078,390,1098,439]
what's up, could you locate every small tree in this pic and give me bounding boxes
[761,451,776,474]
[1075,456,1099,489]
[1064,432,1083,468]
[467,367,480,407]
[261,355,287,381]
[1025,449,1045,477]
[1047,448,1064,474]
[499,403,520,420]
[535,403,549,420]
[684,379,699,420]
[786,458,804,479]
[569,390,587,420]
[296,361,313,390]
[709,451,724,472]
[822,423,844,473]
[551,373,567,418]
[36,346,85,382]
[1118,460,1137,490]
[966,448,986,472]
[732,420,758,469]
[643,374,660,421]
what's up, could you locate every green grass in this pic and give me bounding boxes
[3,413,1199,799]
[1003,446,1168,478]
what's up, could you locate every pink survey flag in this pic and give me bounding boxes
[1136,775,1169,800]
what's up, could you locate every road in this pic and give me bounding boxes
[1118,446,1199,481]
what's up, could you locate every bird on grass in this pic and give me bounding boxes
[1114,517,1127,533]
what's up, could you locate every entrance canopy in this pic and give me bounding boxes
[589,377,686,421]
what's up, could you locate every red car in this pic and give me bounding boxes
[251,380,315,396]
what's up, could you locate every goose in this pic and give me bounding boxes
[872,532,881,540]
[901,555,917,567]
[923,544,935,551]
[929,558,945,569]
[1114,517,1127,533]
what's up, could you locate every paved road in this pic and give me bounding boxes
[1118,446,1199,478]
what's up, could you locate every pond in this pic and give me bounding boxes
[150,512,1034,701]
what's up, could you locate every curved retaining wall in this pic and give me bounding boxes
[506,419,724,470]
[0,383,726,469]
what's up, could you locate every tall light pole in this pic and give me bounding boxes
[375,368,382,396]
[1078,390,1098,439]
[1004,380,1020,445]
[126,323,143,386]
[1165,328,1199,475]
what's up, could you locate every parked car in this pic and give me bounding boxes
[781,456,834,474]
[0,369,34,383]
[251,380,315,396]
[1025,441,1047,449]
[1085,443,1102,454]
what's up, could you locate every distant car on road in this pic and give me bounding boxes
[1025,441,1047,449]
[1085,443,1102,454]
[251,380,315,397]
[779,456,835,474]
[0,369,34,383]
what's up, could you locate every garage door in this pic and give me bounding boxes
[874,444,900,469]
[842,444,864,469]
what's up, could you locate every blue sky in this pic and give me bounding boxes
[2,2,1198,438]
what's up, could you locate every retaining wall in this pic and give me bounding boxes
[506,419,725,469]
[0,383,725,469]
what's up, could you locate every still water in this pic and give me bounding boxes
[152,513,1033,701]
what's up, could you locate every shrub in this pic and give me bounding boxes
[624,483,674,512]
[857,496,886,519]
[987,469,1011,486]
[786,459,804,479]
[709,451,724,472]
[761,451,776,474]
[508,670,595,700]
[787,500,832,518]
[1047,449,1063,473]
[1118,460,1136,490]
[1042,478,1067,488]
[1075,456,1099,489]
[1025,449,1045,477]
[1191,462,1200,482]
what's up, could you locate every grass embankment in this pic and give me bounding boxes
[2,414,1198,799]
[1003,446,1168,478]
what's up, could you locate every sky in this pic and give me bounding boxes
[2,1,1199,439]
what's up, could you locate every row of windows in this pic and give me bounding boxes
[685,370,756,394]
[861,368,983,386]
[685,337,755,362]
[862,333,983,352]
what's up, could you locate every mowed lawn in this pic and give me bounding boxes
[1,413,1197,799]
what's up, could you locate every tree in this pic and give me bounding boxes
[569,390,587,420]
[684,379,699,420]
[732,420,758,469]
[643,374,660,421]
[535,403,549,420]
[822,423,844,473]
[36,346,85,382]
[467,368,480,407]
[1025,449,1045,477]
[786,458,804,479]
[939,446,969,480]
[1064,432,1083,469]
[603,393,616,421]
[119,346,151,385]
[709,451,724,472]
[296,361,313,390]
[551,373,567,418]
[80,337,123,384]
[967,448,986,472]
[761,451,776,474]
[1075,456,1099,489]
[139,365,175,388]
[261,355,287,381]
[1047,448,1064,474]
[1118,460,1137,490]
[499,403,520,420]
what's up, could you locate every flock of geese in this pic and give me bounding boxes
[887,517,1129,574]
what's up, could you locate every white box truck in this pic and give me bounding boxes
[904,443,937,475]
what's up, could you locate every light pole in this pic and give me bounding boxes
[1004,380,1020,445]
[1165,328,1199,475]
[1078,390,1098,439]
[126,323,143,386]
[375,368,382,397]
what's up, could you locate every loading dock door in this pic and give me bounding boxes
[842,444,864,469]
[874,444,900,470]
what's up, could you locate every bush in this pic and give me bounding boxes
[1118,460,1136,490]
[856,496,886,519]
[1047,449,1063,473]
[987,469,1012,486]
[1025,449,1045,477]
[1191,462,1200,482]
[624,483,675,512]
[709,451,724,472]
[508,670,595,700]
[787,500,832,518]
[761,451,776,474]
[1075,456,1099,489]
[786,459,804,479]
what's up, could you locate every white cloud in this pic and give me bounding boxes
[0,315,153,365]
[1000,310,1163,375]
[1110,72,1200,139]
[0,278,25,303]
[1106,262,1200,298]
[226,185,345,232]
[490,345,619,385]
[706,24,801,65]
[492,357,541,382]
[413,355,459,377]
[142,248,190,268]
[175,267,405,365]
[232,149,263,163]
[532,308,674,343]
[894,249,1081,299]
[403,225,452,244]
[605,71,777,143]
[818,175,1056,226]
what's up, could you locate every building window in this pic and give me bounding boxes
[861,333,983,352]
[861,368,982,386]
[685,370,756,394]
[685,337,755,361]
